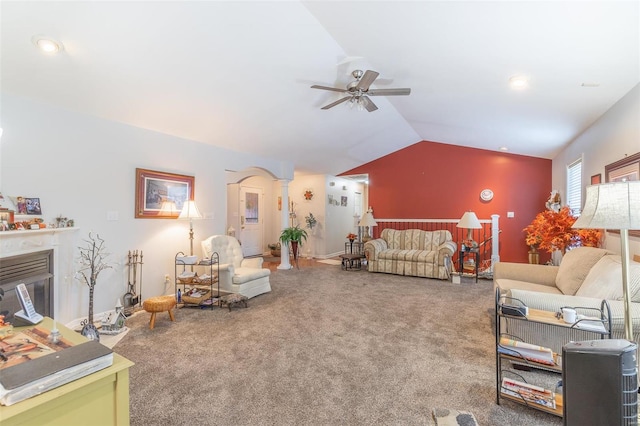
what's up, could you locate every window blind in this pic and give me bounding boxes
[567,159,582,215]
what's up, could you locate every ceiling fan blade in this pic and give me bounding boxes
[367,88,411,96]
[361,96,378,112]
[321,96,352,110]
[356,70,379,91]
[311,85,348,93]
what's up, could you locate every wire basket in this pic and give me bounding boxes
[182,288,211,305]
[196,275,218,285]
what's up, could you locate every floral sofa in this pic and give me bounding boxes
[494,246,640,354]
[364,228,456,279]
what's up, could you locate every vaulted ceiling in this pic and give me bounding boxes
[1,1,638,175]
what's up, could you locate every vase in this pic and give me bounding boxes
[528,247,540,265]
[290,241,299,269]
[81,285,100,342]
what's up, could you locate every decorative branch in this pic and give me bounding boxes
[77,232,112,289]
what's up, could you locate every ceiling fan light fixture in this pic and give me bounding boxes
[31,35,63,54]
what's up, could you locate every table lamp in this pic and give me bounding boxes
[358,207,378,242]
[572,181,640,340]
[457,211,482,249]
[179,200,202,256]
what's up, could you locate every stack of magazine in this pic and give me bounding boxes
[498,337,555,366]
[0,327,113,406]
[501,377,556,409]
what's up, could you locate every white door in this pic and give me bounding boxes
[239,186,263,257]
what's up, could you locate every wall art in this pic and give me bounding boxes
[135,168,194,218]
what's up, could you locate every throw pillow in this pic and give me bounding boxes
[577,256,640,302]
[555,247,612,295]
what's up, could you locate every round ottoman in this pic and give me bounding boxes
[142,295,177,329]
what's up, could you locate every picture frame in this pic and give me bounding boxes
[605,152,640,183]
[590,174,601,185]
[25,198,42,215]
[604,152,640,237]
[135,168,194,219]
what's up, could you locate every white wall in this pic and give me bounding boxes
[286,174,364,258]
[0,93,293,324]
[552,83,640,256]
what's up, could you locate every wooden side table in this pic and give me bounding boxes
[340,241,365,271]
[1,317,134,426]
[458,248,479,282]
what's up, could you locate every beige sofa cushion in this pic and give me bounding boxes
[498,279,563,295]
[555,247,612,295]
[576,256,640,302]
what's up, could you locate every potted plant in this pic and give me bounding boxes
[279,226,308,267]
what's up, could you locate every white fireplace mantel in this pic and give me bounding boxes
[0,228,81,324]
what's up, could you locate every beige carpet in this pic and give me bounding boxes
[115,263,562,426]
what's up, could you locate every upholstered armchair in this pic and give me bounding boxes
[201,235,271,299]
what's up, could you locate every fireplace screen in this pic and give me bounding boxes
[0,250,53,322]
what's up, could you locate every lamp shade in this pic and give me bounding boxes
[159,200,178,216]
[358,209,378,227]
[572,182,640,230]
[457,211,482,229]
[178,200,202,220]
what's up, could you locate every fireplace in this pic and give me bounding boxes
[0,250,54,322]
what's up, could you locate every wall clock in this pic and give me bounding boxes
[480,189,494,201]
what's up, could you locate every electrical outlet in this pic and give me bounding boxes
[164,274,170,282]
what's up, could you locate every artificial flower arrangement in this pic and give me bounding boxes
[523,206,602,253]
[346,233,357,241]
[305,212,317,230]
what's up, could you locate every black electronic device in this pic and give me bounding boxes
[500,305,528,317]
[563,339,638,425]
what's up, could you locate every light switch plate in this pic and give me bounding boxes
[507,211,515,218]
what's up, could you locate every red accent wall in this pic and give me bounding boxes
[342,141,552,263]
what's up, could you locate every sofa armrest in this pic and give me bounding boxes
[435,240,456,269]
[218,263,234,274]
[241,257,263,268]
[364,238,388,261]
[494,262,559,287]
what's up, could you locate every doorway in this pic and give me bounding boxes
[239,186,264,257]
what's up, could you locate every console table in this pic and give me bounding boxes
[0,317,134,426]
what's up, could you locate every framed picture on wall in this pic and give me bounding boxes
[604,152,640,237]
[590,174,601,185]
[135,168,194,218]
[605,152,640,183]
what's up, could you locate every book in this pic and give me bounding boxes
[0,327,113,406]
[501,377,556,409]
[499,337,555,366]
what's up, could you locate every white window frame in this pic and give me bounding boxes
[566,157,583,215]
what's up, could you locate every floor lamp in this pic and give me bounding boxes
[179,200,202,256]
[572,181,640,341]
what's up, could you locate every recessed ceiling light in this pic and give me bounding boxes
[31,35,63,54]
[499,146,509,151]
[509,75,529,89]
[581,82,600,88]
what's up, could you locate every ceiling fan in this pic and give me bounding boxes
[311,70,411,112]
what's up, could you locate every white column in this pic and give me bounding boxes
[491,214,500,271]
[278,180,292,270]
